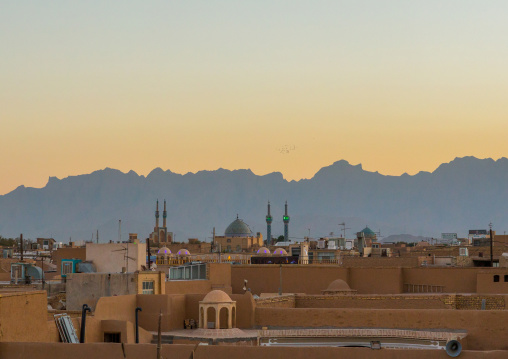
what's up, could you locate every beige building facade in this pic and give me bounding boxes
[86,242,146,273]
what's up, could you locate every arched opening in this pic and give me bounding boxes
[206,306,216,329]
[219,306,229,329]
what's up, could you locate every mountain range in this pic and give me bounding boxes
[1,156,507,243]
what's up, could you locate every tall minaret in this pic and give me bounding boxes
[266,201,273,245]
[283,201,290,241]
[155,199,160,229]
[163,199,167,228]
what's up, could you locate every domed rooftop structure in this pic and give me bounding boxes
[273,248,287,256]
[224,215,253,237]
[157,246,171,255]
[322,279,357,295]
[202,290,233,303]
[359,226,376,238]
[326,279,351,291]
[257,247,271,254]
[177,249,190,256]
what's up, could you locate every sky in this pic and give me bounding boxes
[1,1,508,195]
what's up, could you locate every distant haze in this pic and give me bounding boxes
[1,157,508,243]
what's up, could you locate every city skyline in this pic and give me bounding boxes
[2,1,508,195]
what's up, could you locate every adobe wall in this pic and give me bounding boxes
[136,294,186,332]
[165,279,212,295]
[66,273,136,310]
[256,295,296,308]
[348,268,403,294]
[255,308,508,350]
[402,268,480,293]
[0,343,196,359]
[232,265,508,295]
[0,291,49,342]
[94,294,137,323]
[477,272,508,294]
[231,265,349,295]
[192,345,508,359]
[86,243,145,273]
[293,294,506,310]
[100,320,152,344]
[341,256,418,268]
[209,263,232,292]
[2,343,508,359]
[295,294,450,309]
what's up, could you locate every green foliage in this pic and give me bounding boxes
[275,235,285,243]
[0,236,17,246]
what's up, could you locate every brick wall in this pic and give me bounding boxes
[295,294,452,309]
[292,294,505,310]
[256,295,296,308]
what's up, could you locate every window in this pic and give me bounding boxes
[236,245,241,252]
[104,332,121,343]
[62,262,73,275]
[494,275,500,282]
[504,275,508,282]
[142,281,154,294]
[227,238,231,243]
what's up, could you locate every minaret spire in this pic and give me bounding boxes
[266,201,273,245]
[155,199,160,229]
[163,199,167,228]
[283,200,290,242]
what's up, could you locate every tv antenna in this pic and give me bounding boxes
[338,222,350,239]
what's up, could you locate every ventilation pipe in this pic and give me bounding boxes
[80,304,91,343]
[135,307,142,343]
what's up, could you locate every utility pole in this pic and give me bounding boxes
[20,234,23,261]
[157,310,162,359]
[96,229,99,244]
[147,238,151,270]
[211,227,215,253]
[490,222,494,268]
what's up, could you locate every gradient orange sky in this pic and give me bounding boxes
[2,1,508,195]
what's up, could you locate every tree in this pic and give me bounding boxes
[275,235,285,243]
[0,236,17,247]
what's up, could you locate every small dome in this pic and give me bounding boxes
[224,216,253,237]
[326,279,351,291]
[273,248,287,256]
[157,246,171,255]
[359,226,376,237]
[202,290,233,303]
[177,249,190,255]
[257,247,271,254]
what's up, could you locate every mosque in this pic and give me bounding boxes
[213,215,263,252]
[149,200,173,244]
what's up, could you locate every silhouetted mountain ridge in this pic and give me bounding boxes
[1,157,507,243]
